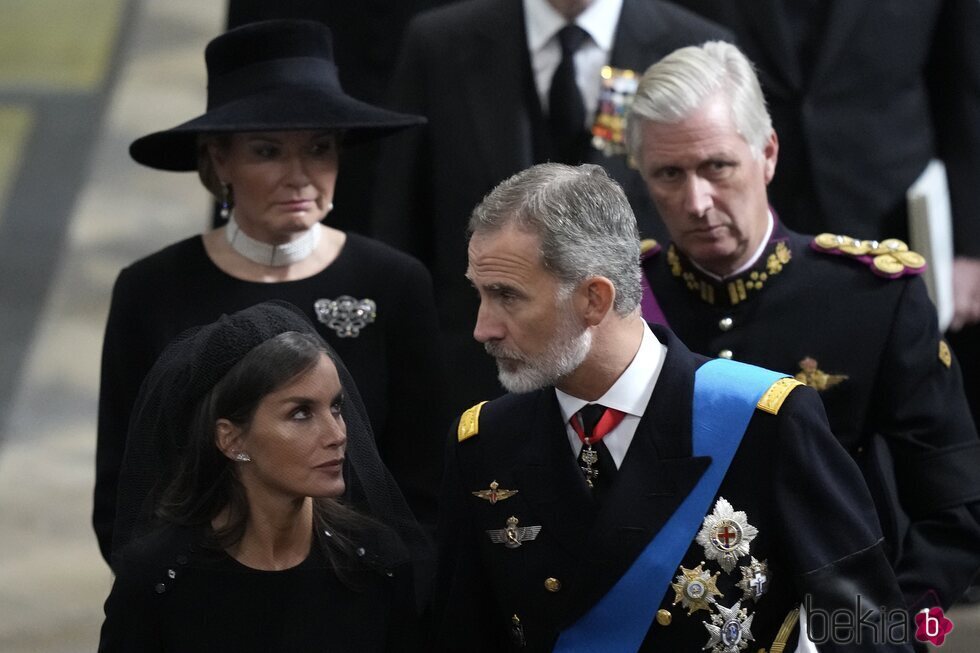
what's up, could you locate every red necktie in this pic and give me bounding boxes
[571,404,625,491]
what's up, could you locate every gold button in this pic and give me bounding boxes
[718,349,733,360]
[544,577,562,592]
[656,609,672,626]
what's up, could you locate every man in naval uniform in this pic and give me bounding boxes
[434,163,912,651]
[626,41,980,614]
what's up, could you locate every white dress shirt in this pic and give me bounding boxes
[523,0,624,126]
[556,322,666,468]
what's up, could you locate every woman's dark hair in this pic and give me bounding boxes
[157,330,387,586]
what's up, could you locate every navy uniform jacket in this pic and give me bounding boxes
[372,0,732,412]
[434,326,911,651]
[641,224,980,609]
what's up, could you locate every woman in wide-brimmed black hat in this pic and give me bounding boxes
[95,20,448,571]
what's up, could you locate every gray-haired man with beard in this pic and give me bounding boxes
[431,163,913,651]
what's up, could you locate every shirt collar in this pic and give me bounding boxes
[524,0,623,54]
[556,321,661,422]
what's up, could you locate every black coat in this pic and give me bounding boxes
[99,525,418,652]
[434,326,911,651]
[668,0,980,256]
[95,234,447,561]
[642,224,980,608]
[372,0,732,411]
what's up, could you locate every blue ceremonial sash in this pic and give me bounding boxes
[554,359,786,653]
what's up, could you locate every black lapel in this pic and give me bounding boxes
[607,0,672,71]
[460,0,536,181]
[808,1,872,90]
[563,327,713,623]
[513,390,597,561]
[739,0,803,92]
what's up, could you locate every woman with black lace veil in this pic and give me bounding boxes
[94,19,448,565]
[99,301,432,652]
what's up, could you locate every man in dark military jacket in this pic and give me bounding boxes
[434,162,912,651]
[627,41,980,613]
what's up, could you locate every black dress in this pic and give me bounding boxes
[99,524,418,652]
[95,233,448,561]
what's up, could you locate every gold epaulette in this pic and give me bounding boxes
[640,238,660,255]
[457,401,488,442]
[812,233,926,277]
[756,378,803,415]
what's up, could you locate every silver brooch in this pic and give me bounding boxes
[314,296,377,338]
[486,516,541,549]
[703,600,755,653]
[736,557,770,602]
[696,497,758,573]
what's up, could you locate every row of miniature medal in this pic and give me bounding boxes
[680,497,767,653]
[474,479,766,653]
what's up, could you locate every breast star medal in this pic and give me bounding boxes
[696,498,758,573]
[736,557,770,602]
[703,600,755,653]
[672,563,724,615]
[486,516,541,549]
[472,480,518,505]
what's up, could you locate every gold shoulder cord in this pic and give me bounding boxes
[769,607,801,653]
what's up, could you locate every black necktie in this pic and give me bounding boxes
[548,24,589,164]
[573,403,621,499]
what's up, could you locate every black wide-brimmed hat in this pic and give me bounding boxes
[129,19,424,171]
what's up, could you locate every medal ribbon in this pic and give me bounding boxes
[570,406,626,444]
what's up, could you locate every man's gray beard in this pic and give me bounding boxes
[487,309,593,394]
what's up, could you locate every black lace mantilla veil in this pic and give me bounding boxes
[111,300,433,605]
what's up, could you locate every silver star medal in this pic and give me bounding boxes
[696,497,758,573]
[486,516,541,549]
[736,557,770,602]
[314,296,376,338]
[703,600,755,653]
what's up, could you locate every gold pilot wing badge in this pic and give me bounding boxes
[486,516,542,549]
[794,357,848,392]
[472,480,518,505]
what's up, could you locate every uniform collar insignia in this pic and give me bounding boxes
[794,357,848,392]
[672,563,724,615]
[703,600,756,653]
[486,516,541,549]
[696,497,758,573]
[667,235,792,307]
[314,296,376,337]
[472,480,518,504]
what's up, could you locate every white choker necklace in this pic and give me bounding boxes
[226,214,322,267]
